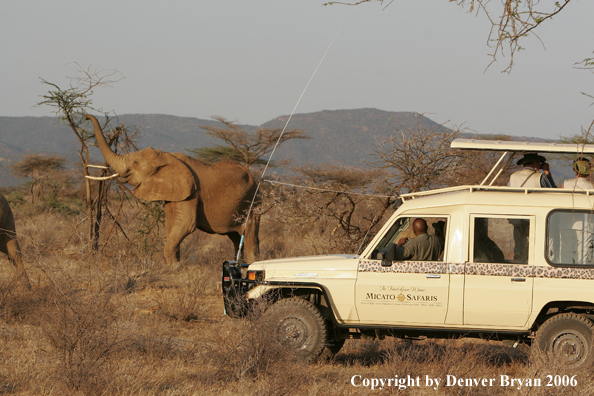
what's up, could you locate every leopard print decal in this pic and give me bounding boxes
[358,260,448,274]
[359,260,594,280]
[534,266,594,280]
[465,263,533,277]
[449,263,465,275]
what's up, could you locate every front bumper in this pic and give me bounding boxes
[221,260,258,317]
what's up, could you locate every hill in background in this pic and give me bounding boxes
[260,109,450,168]
[0,108,556,186]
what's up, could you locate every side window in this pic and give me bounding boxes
[547,211,594,266]
[472,217,530,264]
[372,216,447,261]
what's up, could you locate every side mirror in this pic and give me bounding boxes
[377,244,395,267]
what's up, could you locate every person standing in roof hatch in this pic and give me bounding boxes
[508,152,557,188]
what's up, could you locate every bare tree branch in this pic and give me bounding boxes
[325,0,575,72]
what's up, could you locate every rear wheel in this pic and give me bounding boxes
[534,313,594,367]
[263,298,327,361]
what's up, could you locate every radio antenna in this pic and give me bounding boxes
[236,23,344,262]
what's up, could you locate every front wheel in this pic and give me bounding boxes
[262,298,328,361]
[534,313,594,367]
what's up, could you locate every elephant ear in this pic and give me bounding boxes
[133,154,197,202]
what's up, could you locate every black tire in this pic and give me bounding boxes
[534,313,594,367]
[262,298,327,361]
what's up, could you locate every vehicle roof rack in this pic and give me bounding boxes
[450,139,594,187]
[451,139,594,154]
[400,185,594,201]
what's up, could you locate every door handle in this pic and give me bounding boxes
[426,274,441,279]
[511,277,526,282]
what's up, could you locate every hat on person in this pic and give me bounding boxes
[517,153,546,166]
[573,158,591,176]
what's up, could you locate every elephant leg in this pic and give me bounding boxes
[0,235,30,289]
[164,201,195,266]
[224,211,260,264]
[243,211,260,263]
[163,228,188,266]
[226,232,242,261]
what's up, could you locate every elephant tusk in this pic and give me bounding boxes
[86,164,110,169]
[85,173,120,181]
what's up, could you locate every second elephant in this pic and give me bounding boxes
[0,193,30,288]
[86,115,259,265]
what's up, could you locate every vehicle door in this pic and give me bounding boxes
[356,216,450,325]
[464,215,535,327]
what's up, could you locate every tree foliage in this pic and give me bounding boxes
[192,146,269,168]
[12,154,66,179]
[12,154,68,204]
[189,116,310,171]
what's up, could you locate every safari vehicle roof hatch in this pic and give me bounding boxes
[451,138,594,187]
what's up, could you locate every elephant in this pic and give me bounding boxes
[85,115,259,266]
[0,194,30,288]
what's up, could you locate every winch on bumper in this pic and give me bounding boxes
[221,260,265,317]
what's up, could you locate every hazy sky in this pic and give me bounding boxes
[1,1,593,140]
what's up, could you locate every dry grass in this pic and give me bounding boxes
[0,202,592,395]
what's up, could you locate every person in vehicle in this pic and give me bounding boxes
[509,153,557,188]
[395,218,443,261]
[433,220,446,260]
[562,158,594,190]
[473,218,506,263]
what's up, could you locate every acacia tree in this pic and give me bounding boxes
[189,116,310,172]
[37,65,140,250]
[12,154,67,204]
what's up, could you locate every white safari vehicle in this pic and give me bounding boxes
[223,139,594,365]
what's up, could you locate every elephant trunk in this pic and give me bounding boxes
[86,115,127,174]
